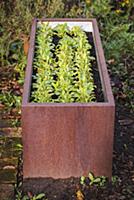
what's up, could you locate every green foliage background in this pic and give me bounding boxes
[0,0,134,113]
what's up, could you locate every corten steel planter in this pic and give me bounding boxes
[22,18,115,180]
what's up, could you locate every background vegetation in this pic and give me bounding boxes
[0,0,134,121]
[0,1,134,199]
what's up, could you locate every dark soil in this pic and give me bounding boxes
[16,103,134,200]
[87,32,104,102]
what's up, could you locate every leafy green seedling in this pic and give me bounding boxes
[15,143,23,152]
[32,22,56,102]
[88,172,107,187]
[32,23,96,103]
[30,193,46,200]
[111,175,119,185]
[80,172,107,187]
[16,193,46,200]
[80,175,86,185]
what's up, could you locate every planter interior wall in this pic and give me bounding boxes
[22,18,115,180]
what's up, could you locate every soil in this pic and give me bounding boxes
[17,103,134,200]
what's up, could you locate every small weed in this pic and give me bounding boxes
[15,143,23,152]
[15,183,46,200]
[111,175,119,185]
[80,172,107,187]
[21,193,46,200]
[80,172,119,187]
[80,176,86,185]
[15,52,27,85]
[88,172,107,187]
[16,192,46,200]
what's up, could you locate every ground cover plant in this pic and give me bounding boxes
[0,0,134,200]
[31,23,95,103]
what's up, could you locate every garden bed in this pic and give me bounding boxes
[30,22,104,103]
[22,18,115,180]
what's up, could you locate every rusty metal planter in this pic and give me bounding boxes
[22,18,115,180]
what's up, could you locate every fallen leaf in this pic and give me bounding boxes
[118,119,133,126]
[107,59,115,64]
[23,37,29,56]
[3,165,15,170]
[76,190,84,200]
[28,191,33,198]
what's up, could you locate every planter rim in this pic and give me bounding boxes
[22,18,115,107]
[22,102,114,107]
[37,18,96,22]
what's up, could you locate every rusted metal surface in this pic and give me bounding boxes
[22,18,115,179]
